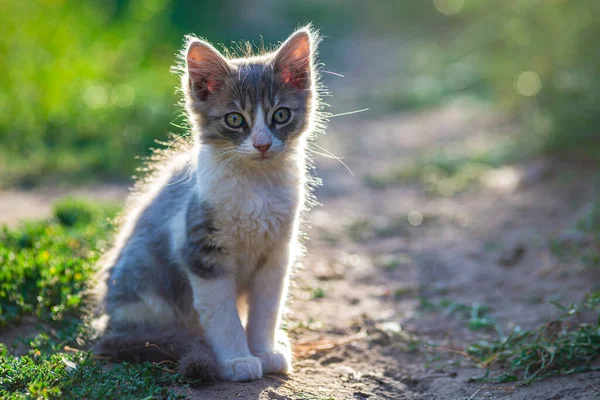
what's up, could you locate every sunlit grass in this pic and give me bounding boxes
[1,341,188,400]
[420,294,600,384]
[467,293,600,384]
[0,198,117,327]
[0,199,194,399]
[364,144,517,195]
[419,200,600,384]
[418,298,500,334]
[0,1,179,186]
[550,195,600,268]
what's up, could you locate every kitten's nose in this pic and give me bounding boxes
[253,142,271,154]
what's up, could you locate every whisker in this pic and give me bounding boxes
[311,143,353,176]
[311,150,345,160]
[165,165,195,187]
[329,108,369,118]
[165,132,190,151]
[321,70,345,78]
[214,149,240,170]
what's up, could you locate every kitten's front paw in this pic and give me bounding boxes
[254,351,292,375]
[219,356,263,381]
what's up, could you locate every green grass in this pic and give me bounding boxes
[575,197,600,267]
[420,193,600,384]
[419,283,600,384]
[418,298,500,333]
[0,1,180,186]
[345,215,415,243]
[422,294,600,384]
[549,196,600,268]
[0,198,117,326]
[0,198,196,399]
[364,144,518,196]
[1,343,188,400]
[466,292,600,384]
[376,254,412,271]
[345,218,375,242]
[310,287,326,299]
[453,1,600,162]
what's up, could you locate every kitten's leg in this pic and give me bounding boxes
[246,246,292,375]
[187,274,262,381]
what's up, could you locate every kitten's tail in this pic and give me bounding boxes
[94,326,218,381]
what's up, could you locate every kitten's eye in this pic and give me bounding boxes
[225,112,245,129]
[272,107,291,124]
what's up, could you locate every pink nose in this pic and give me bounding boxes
[253,143,271,153]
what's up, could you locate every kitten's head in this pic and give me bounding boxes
[181,27,319,166]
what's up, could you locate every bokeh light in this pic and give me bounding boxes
[112,84,136,108]
[408,211,424,227]
[515,71,542,96]
[83,85,108,109]
[433,0,465,16]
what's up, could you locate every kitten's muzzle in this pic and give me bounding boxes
[252,131,272,156]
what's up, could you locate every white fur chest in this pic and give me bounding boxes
[218,176,296,247]
[196,153,303,274]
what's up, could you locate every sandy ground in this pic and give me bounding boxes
[1,106,599,399]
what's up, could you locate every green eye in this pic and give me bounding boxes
[272,107,291,124]
[225,112,245,128]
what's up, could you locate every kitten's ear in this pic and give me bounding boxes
[273,28,314,89]
[186,38,230,101]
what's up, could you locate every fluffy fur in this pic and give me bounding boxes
[94,26,325,382]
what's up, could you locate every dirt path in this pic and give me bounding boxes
[2,106,599,399]
[0,184,127,227]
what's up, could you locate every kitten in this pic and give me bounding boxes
[94,26,322,382]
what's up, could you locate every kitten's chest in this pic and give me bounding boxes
[216,179,297,250]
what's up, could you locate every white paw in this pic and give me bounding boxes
[254,351,292,375]
[219,356,263,381]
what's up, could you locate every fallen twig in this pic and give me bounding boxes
[467,387,483,400]
[467,385,516,400]
[63,345,83,353]
[145,341,175,359]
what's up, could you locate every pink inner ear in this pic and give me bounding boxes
[280,66,292,84]
[190,73,221,102]
[278,59,310,89]
[206,74,218,93]
[275,31,312,89]
[283,67,310,89]
[187,40,229,101]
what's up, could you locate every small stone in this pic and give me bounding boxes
[321,355,344,365]
[498,243,526,267]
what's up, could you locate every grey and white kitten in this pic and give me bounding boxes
[94,26,322,382]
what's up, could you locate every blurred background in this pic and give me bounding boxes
[1,0,598,188]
